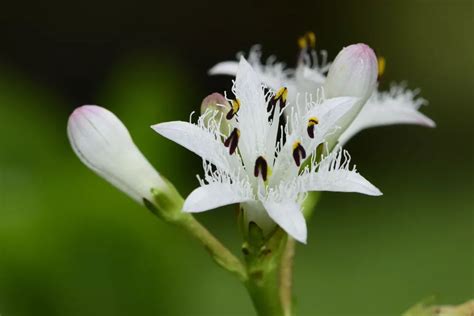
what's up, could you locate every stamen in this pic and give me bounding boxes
[377,56,386,79]
[297,32,316,49]
[254,156,268,181]
[226,99,241,120]
[292,141,307,167]
[307,117,319,139]
[298,32,317,67]
[267,87,288,113]
[223,128,240,155]
[275,87,288,102]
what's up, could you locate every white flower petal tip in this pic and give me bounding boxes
[324,43,378,101]
[263,200,307,244]
[208,61,239,76]
[150,121,238,173]
[402,111,436,128]
[364,184,383,196]
[68,105,165,203]
[297,148,383,198]
[418,114,436,128]
[183,183,251,213]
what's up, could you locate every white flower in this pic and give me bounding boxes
[209,36,435,145]
[68,105,166,203]
[152,58,381,243]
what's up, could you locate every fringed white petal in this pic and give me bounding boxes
[263,199,307,244]
[183,160,254,213]
[183,182,252,213]
[232,57,272,170]
[339,84,435,145]
[298,147,382,196]
[151,121,239,173]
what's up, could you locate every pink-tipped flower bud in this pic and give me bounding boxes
[200,92,231,134]
[67,105,166,204]
[323,44,378,145]
[324,43,378,101]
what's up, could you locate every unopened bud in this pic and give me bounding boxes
[200,92,231,134]
[67,105,166,204]
[324,43,378,101]
[323,44,378,145]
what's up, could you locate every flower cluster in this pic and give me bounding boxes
[67,34,435,244]
[152,54,382,243]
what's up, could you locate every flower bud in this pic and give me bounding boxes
[324,43,378,101]
[200,92,231,135]
[67,105,166,204]
[323,44,378,145]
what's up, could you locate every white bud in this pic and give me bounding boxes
[323,44,378,145]
[67,105,166,204]
[324,43,378,101]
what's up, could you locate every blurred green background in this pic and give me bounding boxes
[0,0,472,315]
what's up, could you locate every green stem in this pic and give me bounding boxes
[145,184,247,282]
[243,228,288,316]
[278,191,322,316]
[279,238,296,316]
[177,214,247,282]
[245,266,284,316]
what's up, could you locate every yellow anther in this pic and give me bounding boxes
[275,87,288,103]
[292,141,302,151]
[226,99,241,120]
[232,99,241,113]
[298,32,316,49]
[308,117,319,126]
[298,37,306,49]
[378,56,386,78]
[307,117,319,138]
[306,32,316,48]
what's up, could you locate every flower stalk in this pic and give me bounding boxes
[144,185,247,282]
[279,191,322,316]
[279,237,296,316]
[243,226,288,316]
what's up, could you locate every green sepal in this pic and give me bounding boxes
[145,177,187,223]
[143,197,164,220]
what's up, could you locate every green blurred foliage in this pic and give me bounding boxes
[0,1,472,315]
